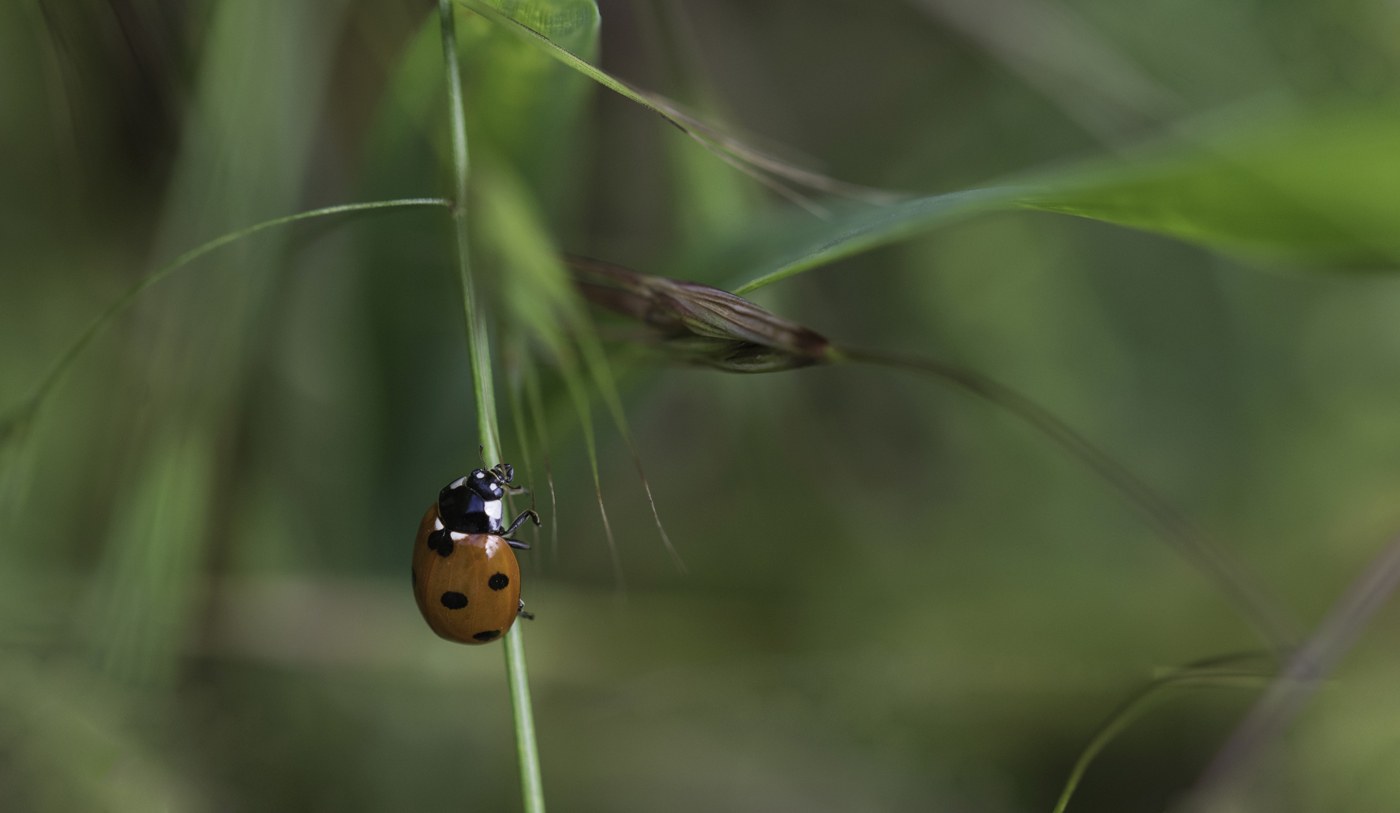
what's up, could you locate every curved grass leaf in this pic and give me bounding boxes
[481,163,684,572]
[1052,653,1272,813]
[841,347,1300,652]
[1186,525,1400,811]
[504,343,543,551]
[476,161,682,588]
[0,199,451,456]
[725,109,1400,294]
[520,354,560,562]
[723,188,1024,294]
[572,306,686,572]
[459,0,599,207]
[364,0,598,214]
[504,345,558,556]
[560,359,625,594]
[448,0,1400,288]
[1022,109,1400,268]
[452,0,899,209]
[89,428,214,687]
[572,258,1302,652]
[644,10,770,253]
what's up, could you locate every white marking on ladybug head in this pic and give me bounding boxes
[450,531,468,542]
[450,477,466,489]
[433,518,444,531]
[485,500,503,521]
[476,472,485,479]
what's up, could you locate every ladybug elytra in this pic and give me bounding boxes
[412,462,539,644]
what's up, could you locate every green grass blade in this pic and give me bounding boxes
[89,428,214,687]
[503,622,544,813]
[521,355,559,563]
[505,346,542,551]
[1021,108,1400,268]
[1188,527,1400,809]
[476,162,679,573]
[564,256,1300,653]
[574,330,685,572]
[452,0,891,207]
[460,0,1400,285]
[560,359,625,595]
[438,3,543,812]
[723,109,1400,297]
[727,188,1022,294]
[1052,657,1272,813]
[439,1,501,465]
[0,198,451,446]
[836,345,1302,654]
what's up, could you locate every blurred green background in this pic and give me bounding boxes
[6,0,1400,811]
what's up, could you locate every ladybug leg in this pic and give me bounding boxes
[503,537,532,550]
[503,508,541,536]
[517,599,535,621]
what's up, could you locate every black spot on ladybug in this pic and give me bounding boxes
[488,573,509,591]
[440,591,468,610]
[472,630,500,641]
[428,529,453,557]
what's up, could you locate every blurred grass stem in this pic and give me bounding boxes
[452,0,891,212]
[1185,526,1400,811]
[835,345,1303,654]
[438,2,545,811]
[0,198,451,440]
[1051,658,1271,813]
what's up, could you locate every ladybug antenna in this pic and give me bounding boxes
[477,444,487,468]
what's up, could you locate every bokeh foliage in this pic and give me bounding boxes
[6,0,1400,811]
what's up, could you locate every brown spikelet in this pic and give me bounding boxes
[563,255,833,373]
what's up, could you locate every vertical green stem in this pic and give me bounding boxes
[437,3,544,811]
[439,0,500,464]
[504,623,545,812]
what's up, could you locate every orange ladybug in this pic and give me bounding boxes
[411,463,539,644]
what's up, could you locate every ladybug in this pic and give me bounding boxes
[412,462,540,644]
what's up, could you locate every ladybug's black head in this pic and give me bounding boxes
[443,464,513,502]
[467,467,506,500]
[438,463,517,530]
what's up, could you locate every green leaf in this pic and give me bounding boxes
[460,0,599,205]
[454,0,897,212]
[474,161,623,587]
[89,429,214,687]
[519,354,560,561]
[719,188,1021,294]
[1021,108,1400,268]
[455,0,1400,286]
[0,199,450,482]
[724,108,1400,294]
[368,0,598,210]
[1051,654,1272,813]
[476,162,683,576]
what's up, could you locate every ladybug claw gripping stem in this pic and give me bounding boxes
[503,508,541,536]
